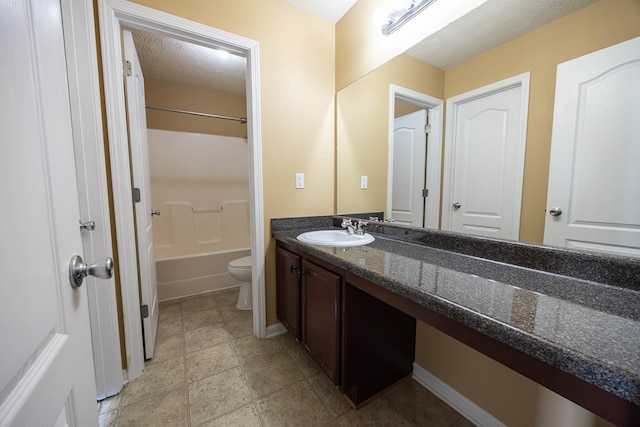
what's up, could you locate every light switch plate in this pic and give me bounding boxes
[296,173,304,189]
[360,175,368,189]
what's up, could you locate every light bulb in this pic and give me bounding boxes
[372,8,390,26]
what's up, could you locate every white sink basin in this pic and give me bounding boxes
[297,230,375,247]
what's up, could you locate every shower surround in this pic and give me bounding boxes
[148,129,250,300]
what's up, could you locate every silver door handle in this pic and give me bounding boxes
[549,207,563,217]
[151,209,160,216]
[69,255,114,289]
[452,202,461,210]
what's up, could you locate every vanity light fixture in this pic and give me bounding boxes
[382,0,439,35]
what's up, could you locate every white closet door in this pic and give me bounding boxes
[544,36,640,257]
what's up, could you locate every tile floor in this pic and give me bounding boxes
[98,288,474,426]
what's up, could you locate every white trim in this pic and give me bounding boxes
[265,322,287,338]
[442,72,530,238]
[60,0,124,398]
[413,363,507,427]
[97,0,265,381]
[97,0,145,380]
[388,85,443,229]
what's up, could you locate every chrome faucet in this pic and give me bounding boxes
[342,219,368,235]
[341,219,357,235]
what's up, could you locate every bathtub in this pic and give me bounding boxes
[156,247,250,301]
[153,200,251,301]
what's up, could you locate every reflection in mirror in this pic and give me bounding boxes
[336,0,640,251]
[388,86,442,229]
[440,73,529,242]
[336,54,443,219]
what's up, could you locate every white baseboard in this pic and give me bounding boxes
[412,363,506,427]
[265,322,287,338]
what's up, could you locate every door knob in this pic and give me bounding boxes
[452,202,461,210]
[151,209,161,216]
[549,207,563,217]
[69,255,114,289]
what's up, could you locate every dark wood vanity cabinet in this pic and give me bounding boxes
[276,245,342,383]
[275,240,415,406]
[275,246,301,340]
[301,259,341,384]
[342,276,416,406]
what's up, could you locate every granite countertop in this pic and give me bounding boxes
[272,216,640,407]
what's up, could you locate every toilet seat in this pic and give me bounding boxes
[228,255,251,269]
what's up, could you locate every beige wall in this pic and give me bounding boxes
[416,324,613,427]
[145,79,247,138]
[394,99,423,118]
[336,53,443,214]
[131,0,336,325]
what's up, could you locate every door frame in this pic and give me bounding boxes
[387,85,443,230]
[97,0,265,380]
[442,72,530,239]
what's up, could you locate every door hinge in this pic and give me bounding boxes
[132,187,141,203]
[422,188,429,198]
[140,304,149,319]
[425,124,432,134]
[123,59,132,77]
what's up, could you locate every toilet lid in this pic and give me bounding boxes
[229,255,252,268]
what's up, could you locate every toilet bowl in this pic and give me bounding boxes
[227,255,253,310]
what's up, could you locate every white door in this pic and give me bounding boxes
[124,30,159,359]
[69,11,123,400]
[443,73,530,240]
[391,110,427,226]
[544,37,640,257]
[0,0,98,425]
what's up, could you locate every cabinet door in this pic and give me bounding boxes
[276,246,301,340]
[302,259,341,384]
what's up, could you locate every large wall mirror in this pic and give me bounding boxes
[336,0,640,249]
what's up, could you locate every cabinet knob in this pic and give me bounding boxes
[290,264,301,278]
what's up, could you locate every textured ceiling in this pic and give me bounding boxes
[406,0,598,69]
[131,0,598,94]
[131,30,247,95]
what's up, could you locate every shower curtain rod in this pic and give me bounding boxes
[146,105,247,124]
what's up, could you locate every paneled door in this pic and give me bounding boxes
[0,0,99,424]
[442,73,530,240]
[391,110,428,226]
[544,37,640,257]
[123,29,159,358]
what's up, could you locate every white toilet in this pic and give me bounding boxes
[227,255,253,310]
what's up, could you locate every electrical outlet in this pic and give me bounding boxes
[360,175,368,189]
[295,173,304,189]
